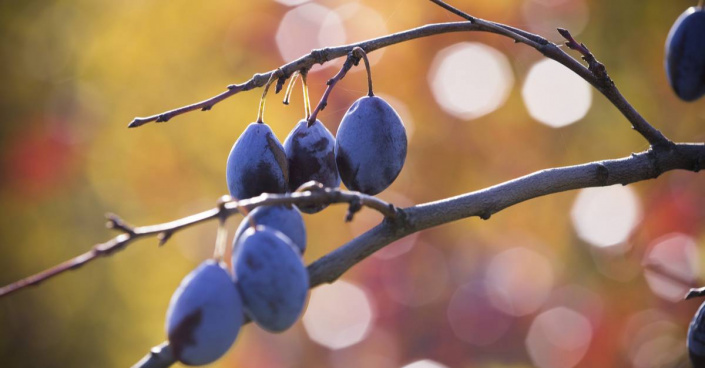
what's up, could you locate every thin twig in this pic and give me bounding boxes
[127,22,482,128]
[0,187,397,298]
[307,52,358,126]
[428,0,670,147]
[556,28,671,147]
[687,287,705,300]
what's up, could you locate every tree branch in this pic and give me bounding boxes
[0,187,397,298]
[134,142,705,368]
[427,0,670,147]
[128,6,669,148]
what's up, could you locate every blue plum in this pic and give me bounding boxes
[226,122,289,200]
[232,226,309,332]
[335,96,407,195]
[283,119,340,213]
[689,301,705,366]
[233,205,307,255]
[166,260,243,366]
[665,7,705,101]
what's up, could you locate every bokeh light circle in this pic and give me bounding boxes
[302,280,374,349]
[485,247,555,316]
[570,185,642,249]
[526,307,593,368]
[402,359,449,368]
[275,4,346,70]
[333,3,388,67]
[522,59,592,127]
[643,233,699,302]
[274,0,309,6]
[429,42,514,120]
[447,282,513,346]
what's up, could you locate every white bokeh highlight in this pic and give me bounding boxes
[526,307,593,368]
[522,59,592,127]
[570,185,642,249]
[274,0,309,6]
[333,3,388,66]
[276,4,345,70]
[402,359,449,368]
[643,233,699,302]
[429,42,514,120]
[485,247,555,316]
[303,280,374,349]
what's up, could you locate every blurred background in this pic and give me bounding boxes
[0,0,704,367]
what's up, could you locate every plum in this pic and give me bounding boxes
[335,96,407,195]
[232,226,309,332]
[166,260,243,366]
[283,119,340,213]
[233,205,307,255]
[226,122,289,200]
[665,7,705,101]
[689,301,705,366]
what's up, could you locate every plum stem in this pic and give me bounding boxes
[307,54,356,126]
[256,70,282,124]
[282,71,300,106]
[213,218,228,262]
[353,47,374,97]
[302,71,312,120]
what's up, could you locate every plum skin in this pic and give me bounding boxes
[233,205,307,255]
[689,301,705,366]
[665,7,705,102]
[166,260,243,366]
[335,96,407,195]
[232,226,309,332]
[283,119,340,213]
[226,122,289,200]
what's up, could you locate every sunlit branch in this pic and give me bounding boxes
[135,142,705,368]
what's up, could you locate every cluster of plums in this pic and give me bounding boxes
[163,85,407,365]
[665,6,705,102]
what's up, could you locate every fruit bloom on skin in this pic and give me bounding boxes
[226,122,289,200]
[233,226,309,332]
[166,260,243,366]
[665,7,705,101]
[335,95,407,195]
[233,205,307,255]
[284,119,340,213]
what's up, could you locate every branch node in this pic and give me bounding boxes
[217,195,233,221]
[155,114,170,123]
[311,48,329,64]
[479,211,492,220]
[345,196,363,222]
[275,75,287,94]
[157,231,173,247]
[105,213,135,235]
[596,163,609,186]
